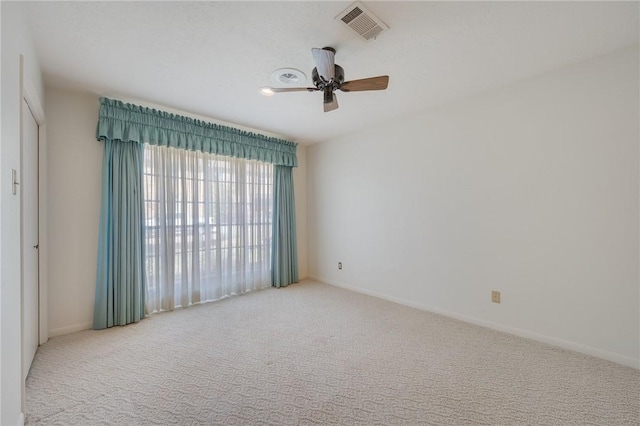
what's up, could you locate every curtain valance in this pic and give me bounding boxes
[96,97,298,167]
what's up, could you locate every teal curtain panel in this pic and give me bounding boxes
[93,139,146,329]
[271,165,299,288]
[97,97,298,167]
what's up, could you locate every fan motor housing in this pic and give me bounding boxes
[312,65,345,90]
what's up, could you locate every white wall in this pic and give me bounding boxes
[46,89,309,335]
[294,144,309,279]
[46,88,102,336]
[307,45,639,368]
[0,2,45,424]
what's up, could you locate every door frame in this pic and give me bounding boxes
[20,54,47,414]
[21,57,47,346]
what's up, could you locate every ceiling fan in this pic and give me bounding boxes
[265,47,389,113]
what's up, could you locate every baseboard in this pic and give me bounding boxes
[309,275,639,369]
[19,412,25,426]
[49,321,93,338]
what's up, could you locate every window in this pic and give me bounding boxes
[143,144,273,313]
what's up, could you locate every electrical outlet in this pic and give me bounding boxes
[491,291,501,304]
[338,262,343,270]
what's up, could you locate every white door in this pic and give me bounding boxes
[22,98,39,380]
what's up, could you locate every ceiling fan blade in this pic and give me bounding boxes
[312,47,335,81]
[340,76,389,92]
[323,92,339,113]
[270,87,319,93]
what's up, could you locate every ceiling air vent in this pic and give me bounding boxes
[335,2,389,41]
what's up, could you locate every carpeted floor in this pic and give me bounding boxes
[26,280,639,425]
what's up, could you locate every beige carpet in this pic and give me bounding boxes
[26,280,639,425]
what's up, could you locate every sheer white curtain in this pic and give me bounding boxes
[143,144,273,313]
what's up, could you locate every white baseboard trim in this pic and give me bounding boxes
[19,412,25,426]
[49,321,93,338]
[309,275,639,369]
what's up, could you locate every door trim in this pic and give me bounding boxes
[21,61,47,347]
[20,55,47,417]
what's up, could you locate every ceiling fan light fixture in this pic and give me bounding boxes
[267,47,389,113]
[271,68,306,85]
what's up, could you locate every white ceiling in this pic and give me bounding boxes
[25,1,639,144]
